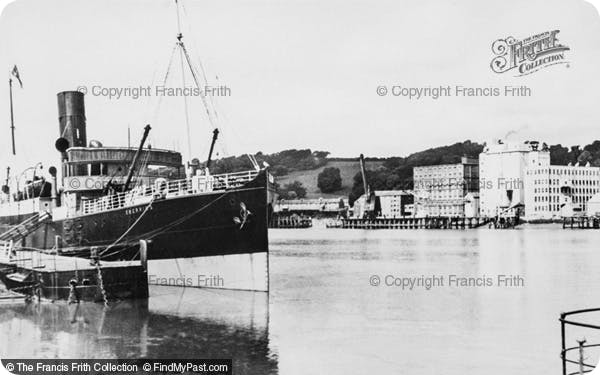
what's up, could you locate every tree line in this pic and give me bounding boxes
[210,149,329,176]
[209,140,600,204]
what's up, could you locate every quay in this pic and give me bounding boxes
[332,216,492,229]
[562,216,600,229]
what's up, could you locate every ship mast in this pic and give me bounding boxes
[175,0,193,167]
[166,0,219,176]
[9,77,15,155]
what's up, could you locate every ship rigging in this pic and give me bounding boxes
[0,0,275,298]
[156,0,223,175]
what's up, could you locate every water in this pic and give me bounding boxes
[2,226,600,374]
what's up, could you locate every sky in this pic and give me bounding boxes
[1,0,600,175]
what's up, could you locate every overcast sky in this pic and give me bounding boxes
[1,0,600,173]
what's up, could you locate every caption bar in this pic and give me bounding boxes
[1,359,232,375]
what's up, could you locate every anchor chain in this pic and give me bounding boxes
[95,261,109,307]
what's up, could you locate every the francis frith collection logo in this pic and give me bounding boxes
[490,30,570,76]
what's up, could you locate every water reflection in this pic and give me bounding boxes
[0,286,277,375]
[4,227,600,375]
[268,227,600,375]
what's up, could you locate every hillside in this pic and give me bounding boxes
[276,160,383,199]
[210,140,600,202]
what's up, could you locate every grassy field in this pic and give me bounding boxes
[275,160,384,199]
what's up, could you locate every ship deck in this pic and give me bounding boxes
[1,250,142,273]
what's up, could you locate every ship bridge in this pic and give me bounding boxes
[62,146,184,193]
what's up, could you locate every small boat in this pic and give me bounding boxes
[2,271,33,291]
[0,241,148,302]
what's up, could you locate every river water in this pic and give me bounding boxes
[1,226,600,374]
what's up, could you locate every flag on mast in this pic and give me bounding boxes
[11,65,22,88]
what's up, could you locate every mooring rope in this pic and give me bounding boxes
[98,199,155,258]
[99,187,238,260]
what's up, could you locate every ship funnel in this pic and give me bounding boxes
[56,91,87,152]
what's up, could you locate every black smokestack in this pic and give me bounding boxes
[57,91,87,150]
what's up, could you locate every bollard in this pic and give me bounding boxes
[54,235,62,254]
[139,240,148,273]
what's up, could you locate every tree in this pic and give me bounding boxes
[578,150,592,165]
[271,165,289,176]
[317,167,342,193]
[278,181,307,200]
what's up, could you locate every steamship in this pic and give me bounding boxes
[0,91,275,292]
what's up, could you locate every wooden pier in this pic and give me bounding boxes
[270,214,313,229]
[335,217,491,229]
[562,216,600,229]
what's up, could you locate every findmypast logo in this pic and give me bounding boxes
[490,30,570,76]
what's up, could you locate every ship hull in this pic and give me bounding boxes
[0,171,273,291]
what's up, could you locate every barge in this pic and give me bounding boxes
[0,241,147,302]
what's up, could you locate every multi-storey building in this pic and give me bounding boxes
[479,140,540,218]
[352,190,413,218]
[376,190,414,217]
[524,162,600,220]
[413,157,479,217]
[480,139,600,220]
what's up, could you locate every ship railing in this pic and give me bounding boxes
[81,169,259,215]
[210,170,259,190]
[560,308,600,375]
